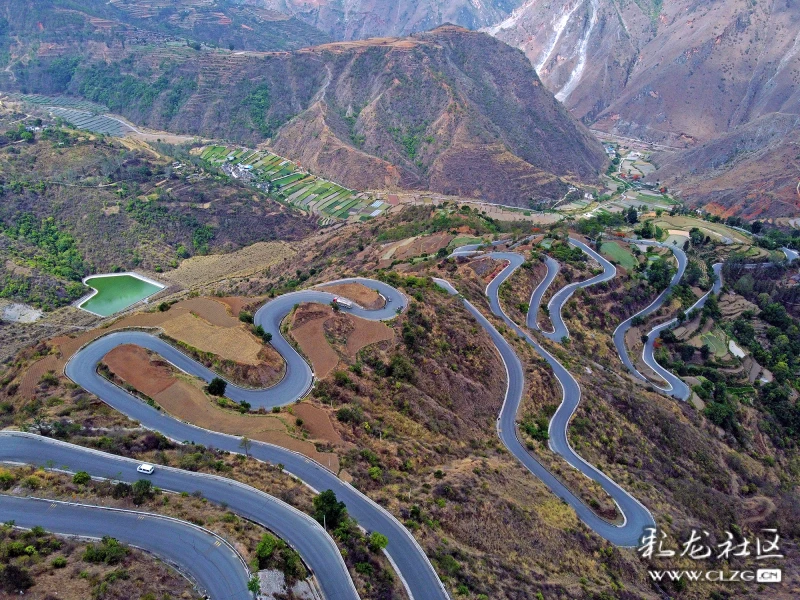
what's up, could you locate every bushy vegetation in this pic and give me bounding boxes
[1,213,87,280]
[252,533,306,582]
[0,131,313,308]
[83,536,129,565]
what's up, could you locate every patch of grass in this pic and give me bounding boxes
[700,330,727,357]
[600,241,637,269]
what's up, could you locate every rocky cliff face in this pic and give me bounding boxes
[486,0,800,216]
[487,0,800,143]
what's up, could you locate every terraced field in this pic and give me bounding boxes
[199,144,391,223]
[4,93,133,136]
[700,329,729,358]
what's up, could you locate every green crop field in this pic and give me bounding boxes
[701,330,728,357]
[198,144,384,222]
[600,242,637,269]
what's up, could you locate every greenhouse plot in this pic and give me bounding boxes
[47,108,133,136]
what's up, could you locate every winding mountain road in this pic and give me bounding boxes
[437,239,655,546]
[540,239,617,341]
[58,279,451,600]
[526,256,559,331]
[612,241,688,398]
[0,494,251,599]
[0,431,356,600]
[638,263,723,401]
[27,249,664,597]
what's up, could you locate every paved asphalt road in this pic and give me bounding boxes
[0,431,356,600]
[542,239,617,341]
[639,263,723,401]
[0,494,250,599]
[434,249,655,546]
[526,256,559,331]
[436,240,655,546]
[62,279,449,600]
[72,278,406,411]
[611,241,687,396]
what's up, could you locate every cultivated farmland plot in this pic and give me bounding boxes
[199,144,389,223]
[4,93,136,137]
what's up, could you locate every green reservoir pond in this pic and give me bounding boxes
[79,274,163,317]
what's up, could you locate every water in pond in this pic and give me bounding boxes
[80,275,163,317]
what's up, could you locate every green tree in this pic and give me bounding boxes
[313,489,347,530]
[239,436,252,457]
[368,532,388,552]
[255,533,278,567]
[132,479,154,505]
[207,377,227,397]
[685,260,703,286]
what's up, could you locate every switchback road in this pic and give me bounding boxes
[0,431,356,600]
[436,239,655,546]
[60,280,449,600]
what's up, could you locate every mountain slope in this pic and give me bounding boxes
[485,0,800,217]
[487,0,800,143]
[269,27,606,204]
[0,0,329,54]
[250,0,524,40]
[5,23,606,206]
[652,114,800,220]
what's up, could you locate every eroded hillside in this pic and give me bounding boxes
[2,13,606,207]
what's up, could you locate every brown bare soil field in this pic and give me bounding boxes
[161,312,263,365]
[320,282,385,309]
[17,354,60,399]
[153,378,339,470]
[380,236,418,261]
[292,313,340,379]
[395,232,452,260]
[104,345,175,397]
[290,303,394,377]
[380,232,452,264]
[162,241,294,287]
[217,295,266,316]
[345,319,394,357]
[719,293,759,320]
[294,403,345,446]
[179,296,241,327]
[18,296,283,398]
[99,346,339,468]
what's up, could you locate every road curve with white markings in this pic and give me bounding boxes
[526,256,559,331]
[0,494,251,599]
[59,278,451,600]
[638,263,723,401]
[540,239,617,341]
[0,431,356,600]
[611,241,688,398]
